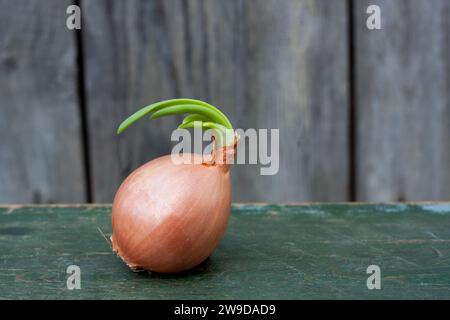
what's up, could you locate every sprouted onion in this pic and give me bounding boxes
[111,99,238,273]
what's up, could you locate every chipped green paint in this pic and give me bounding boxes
[0,204,449,299]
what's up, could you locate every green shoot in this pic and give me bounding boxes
[117,98,234,148]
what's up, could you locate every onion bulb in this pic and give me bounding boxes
[111,99,238,273]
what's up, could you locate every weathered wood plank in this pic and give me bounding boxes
[82,0,349,202]
[0,203,449,299]
[355,0,450,201]
[0,0,86,203]
[81,0,184,203]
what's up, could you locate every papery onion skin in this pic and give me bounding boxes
[111,153,232,273]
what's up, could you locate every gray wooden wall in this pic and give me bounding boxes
[0,0,449,204]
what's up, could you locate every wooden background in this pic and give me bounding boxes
[0,0,449,204]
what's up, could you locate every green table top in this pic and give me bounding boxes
[0,203,449,299]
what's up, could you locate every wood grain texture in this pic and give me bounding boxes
[355,0,450,201]
[81,0,184,203]
[0,0,86,203]
[1,203,449,299]
[81,0,349,202]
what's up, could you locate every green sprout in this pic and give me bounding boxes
[117,98,235,148]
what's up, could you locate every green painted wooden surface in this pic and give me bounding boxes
[0,204,449,299]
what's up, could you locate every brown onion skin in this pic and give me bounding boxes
[111,153,232,273]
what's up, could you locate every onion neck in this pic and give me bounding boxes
[204,133,240,172]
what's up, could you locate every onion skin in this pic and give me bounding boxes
[111,153,232,273]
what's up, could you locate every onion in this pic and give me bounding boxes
[111,99,238,273]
